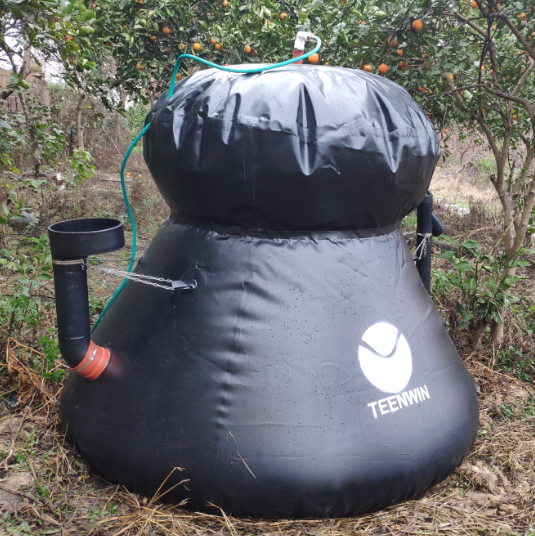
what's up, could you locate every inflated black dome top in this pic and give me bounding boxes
[144,65,441,232]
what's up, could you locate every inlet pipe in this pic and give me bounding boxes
[48,218,125,379]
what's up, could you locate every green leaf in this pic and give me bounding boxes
[453,261,474,272]
[490,310,502,324]
[461,240,481,256]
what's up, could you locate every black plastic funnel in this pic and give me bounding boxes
[49,218,124,260]
[48,218,124,378]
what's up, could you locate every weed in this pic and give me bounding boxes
[497,346,535,382]
[69,148,96,185]
[0,234,52,337]
[38,328,65,382]
[433,235,530,332]
[401,210,417,232]
[475,154,496,179]
[491,398,535,421]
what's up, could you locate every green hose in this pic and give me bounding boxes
[91,36,322,332]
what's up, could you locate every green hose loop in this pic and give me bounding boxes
[168,36,322,99]
[91,36,322,332]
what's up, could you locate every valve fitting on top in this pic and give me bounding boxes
[293,32,315,63]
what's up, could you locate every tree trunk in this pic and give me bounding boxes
[0,44,32,101]
[17,90,41,176]
[76,90,85,150]
[114,88,127,149]
[490,321,503,345]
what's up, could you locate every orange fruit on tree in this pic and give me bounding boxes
[492,25,496,30]
[163,27,170,36]
[166,47,171,53]
[397,49,403,56]
[308,53,319,64]
[481,65,485,70]
[378,64,389,74]
[215,43,222,50]
[427,112,432,118]
[445,73,454,81]
[150,35,157,42]
[387,36,397,47]
[253,49,257,55]
[210,37,217,44]
[193,42,201,51]
[412,19,423,32]
[280,12,287,20]
[363,64,372,72]
[444,128,449,133]
[325,62,329,65]
[513,115,517,120]
[136,63,143,71]
[66,35,73,41]
[470,0,478,7]
[516,51,520,56]
[222,0,228,5]
[519,13,527,20]
[179,43,185,50]
[244,44,251,54]
[176,74,182,81]
[399,61,409,71]
[92,3,97,7]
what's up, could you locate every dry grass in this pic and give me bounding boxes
[1,156,535,535]
[432,167,502,211]
[1,363,533,535]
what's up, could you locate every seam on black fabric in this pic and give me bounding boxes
[169,213,401,240]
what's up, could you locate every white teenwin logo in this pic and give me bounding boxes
[358,322,412,394]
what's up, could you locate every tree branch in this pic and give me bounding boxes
[496,11,535,63]
[428,84,483,98]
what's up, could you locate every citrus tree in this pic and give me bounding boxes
[348,0,535,343]
[94,0,534,343]
[1,0,113,175]
[0,0,104,99]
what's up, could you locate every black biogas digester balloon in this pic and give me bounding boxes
[60,65,479,518]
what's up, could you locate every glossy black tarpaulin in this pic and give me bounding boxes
[61,65,479,518]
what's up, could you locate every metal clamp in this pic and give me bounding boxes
[52,258,87,270]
